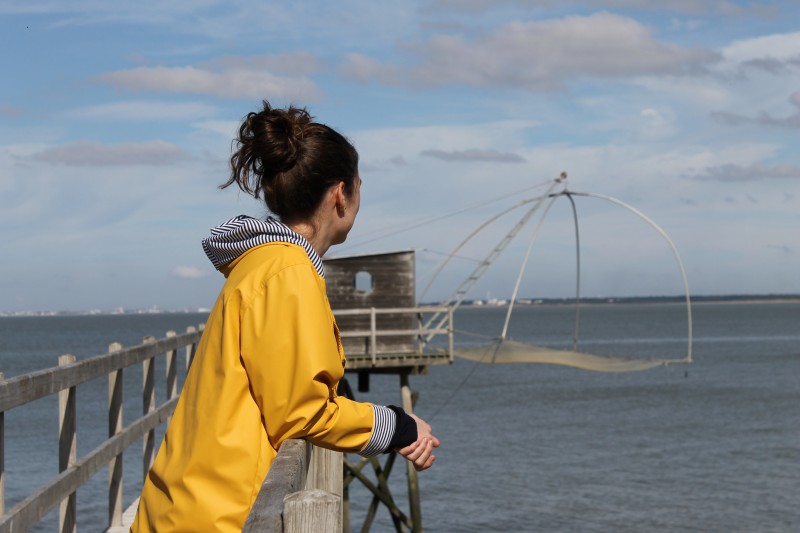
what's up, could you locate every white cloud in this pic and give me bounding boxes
[172,266,209,279]
[635,107,678,139]
[712,91,800,129]
[353,120,537,162]
[342,53,402,85]
[685,162,800,182]
[29,140,188,166]
[65,100,218,121]
[721,32,800,67]
[432,0,776,16]
[633,74,735,107]
[345,13,719,91]
[421,148,525,162]
[191,120,240,138]
[207,52,321,76]
[96,65,322,101]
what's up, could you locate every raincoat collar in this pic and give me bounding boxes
[201,215,324,278]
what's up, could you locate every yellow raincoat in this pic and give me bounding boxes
[132,241,380,532]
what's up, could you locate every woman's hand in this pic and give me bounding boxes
[397,414,440,471]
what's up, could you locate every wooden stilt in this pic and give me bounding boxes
[343,456,410,531]
[400,372,422,533]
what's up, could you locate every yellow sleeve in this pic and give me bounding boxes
[239,262,390,454]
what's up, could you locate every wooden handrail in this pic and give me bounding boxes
[332,305,454,362]
[243,440,342,533]
[332,305,450,316]
[243,440,310,533]
[339,327,450,338]
[0,330,201,412]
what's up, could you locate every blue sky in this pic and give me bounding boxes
[1,0,798,313]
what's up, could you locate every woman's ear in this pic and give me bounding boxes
[333,181,347,209]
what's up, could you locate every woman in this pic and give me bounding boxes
[132,101,439,532]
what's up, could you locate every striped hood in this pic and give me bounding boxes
[201,215,324,278]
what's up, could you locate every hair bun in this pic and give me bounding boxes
[252,102,312,175]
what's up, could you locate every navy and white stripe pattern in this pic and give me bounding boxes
[359,405,396,457]
[201,215,324,277]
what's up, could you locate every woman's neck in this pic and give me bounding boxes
[287,220,331,257]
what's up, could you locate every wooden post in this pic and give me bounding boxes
[369,308,377,364]
[165,331,177,425]
[0,371,4,517]
[242,439,310,533]
[108,342,124,528]
[58,354,77,533]
[401,372,422,533]
[283,489,340,533]
[448,306,454,361]
[306,447,342,496]
[306,447,343,532]
[342,476,351,533]
[185,326,197,373]
[142,336,156,481]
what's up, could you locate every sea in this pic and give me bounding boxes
[1,302,798,532]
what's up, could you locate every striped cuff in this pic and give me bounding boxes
[359,405,396,457]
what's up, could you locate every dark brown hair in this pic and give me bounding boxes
[221,101,359,222]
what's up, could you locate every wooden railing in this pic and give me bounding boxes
[0,325,202,533]
[334,306,454,365]
[243,441,343,533]
[0,307,445,533]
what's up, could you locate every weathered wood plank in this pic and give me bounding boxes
[339,327,449,338]
[306,448,342,497]
[142,337,156,483]
[401,373,422,533]
[0,329,202,412]
[333,306,448,315]
[108,342,124,528]
[105,497,138,533]
[58,355,77,533]
[165,331,178,404]
[306,448,343,532]
[242,439,310,533]
[283,489,340,533]
[185,326,198,372]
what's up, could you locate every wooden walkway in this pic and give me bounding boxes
[105,498,138,533]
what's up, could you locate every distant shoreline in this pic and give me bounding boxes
[446,294,800,309]
[2,294,798,317]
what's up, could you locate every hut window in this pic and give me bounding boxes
[354,271,373,294]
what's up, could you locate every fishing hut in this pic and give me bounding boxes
[323,250,454,533]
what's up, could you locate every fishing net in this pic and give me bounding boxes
[453,338,668,372]
[421,178,692,372]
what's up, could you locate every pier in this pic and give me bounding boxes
[0,249,454,532]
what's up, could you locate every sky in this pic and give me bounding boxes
[1,0,799,313]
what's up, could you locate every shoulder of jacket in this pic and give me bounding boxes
[236,242,313,272]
